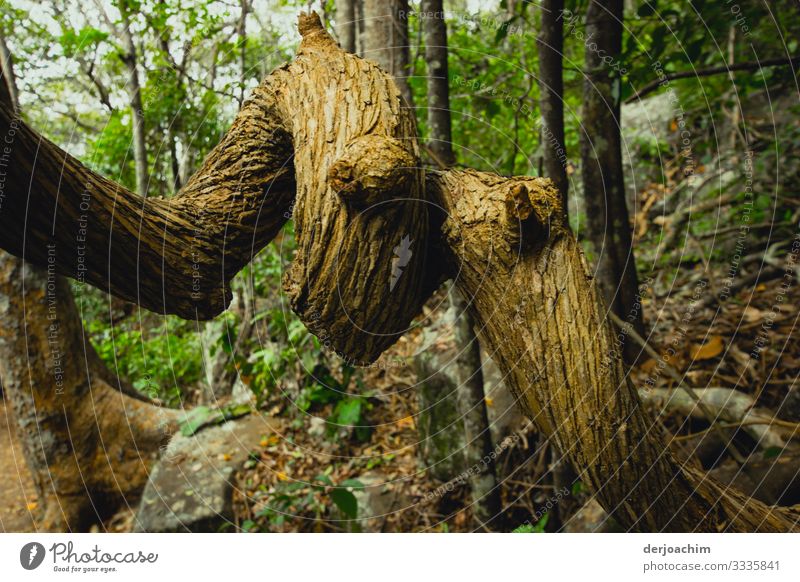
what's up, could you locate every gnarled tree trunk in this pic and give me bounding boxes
[1,13,797,532]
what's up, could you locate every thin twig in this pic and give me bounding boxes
[626,55,800,103]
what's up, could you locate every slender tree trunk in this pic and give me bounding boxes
[119,8,149,197]
[335,0,357,53]
[363,0,414,108]
[237,0,249,109]
[0,35,20,110]
[355,0,365,56]
[580,0,644,362]
[421,1,453,166]
[421,1,501,527]
[450,288,503,528]
[170,135,182,191]
[2,13,797,532]
[0,41,178,532]
[538,0,568,210]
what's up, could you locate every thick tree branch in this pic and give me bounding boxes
[0,67,295,319]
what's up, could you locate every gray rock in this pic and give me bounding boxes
[480,349,526,444]
[352,471,408,532]
[413,308,467,481]
[133,414,276,532]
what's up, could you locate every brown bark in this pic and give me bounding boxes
[0,255,180,530]
[2,12,798,532]
[0,77,295,320]
[580,0,644,362]
[429,169,799,531]
[537,0,568,208]
[274,17,429,364]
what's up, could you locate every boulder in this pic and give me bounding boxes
[133,413,277,532]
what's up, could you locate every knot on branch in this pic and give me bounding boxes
[504,177,562,230]
[298,12,337,49]
[329,135,417,209]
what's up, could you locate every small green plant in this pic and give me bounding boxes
[512,513,549,533]
[256,471,364,529]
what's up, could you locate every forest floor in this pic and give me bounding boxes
[227,268,800,533]
[0,400,38,532]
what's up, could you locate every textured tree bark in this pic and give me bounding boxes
[362,0,414,108]
[538,1,579,525]
[0,255,180,530]
[580,0,645,362]
[537,0,568,208]
[0,81,294,319]
[2,12,798,532]
[429,169,799,531]
[273,16,429,364]
[0,15,428,364]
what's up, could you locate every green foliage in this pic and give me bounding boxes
[255,471,364,528]
[512,513,548,533]
[79,284,202,406]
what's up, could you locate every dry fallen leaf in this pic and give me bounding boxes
[690,336,724,360]
[396,416,415,429]
[261,434,280,447]
[638,358,658,374]
[26,501,38,511]
[742,306,764,323]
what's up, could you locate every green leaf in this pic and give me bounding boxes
[335,398,362,426]
[532,512,549,532]
[313,473,334,486]
[330,488,358,519]
[512,524,535,533]
[339,478,365,490]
